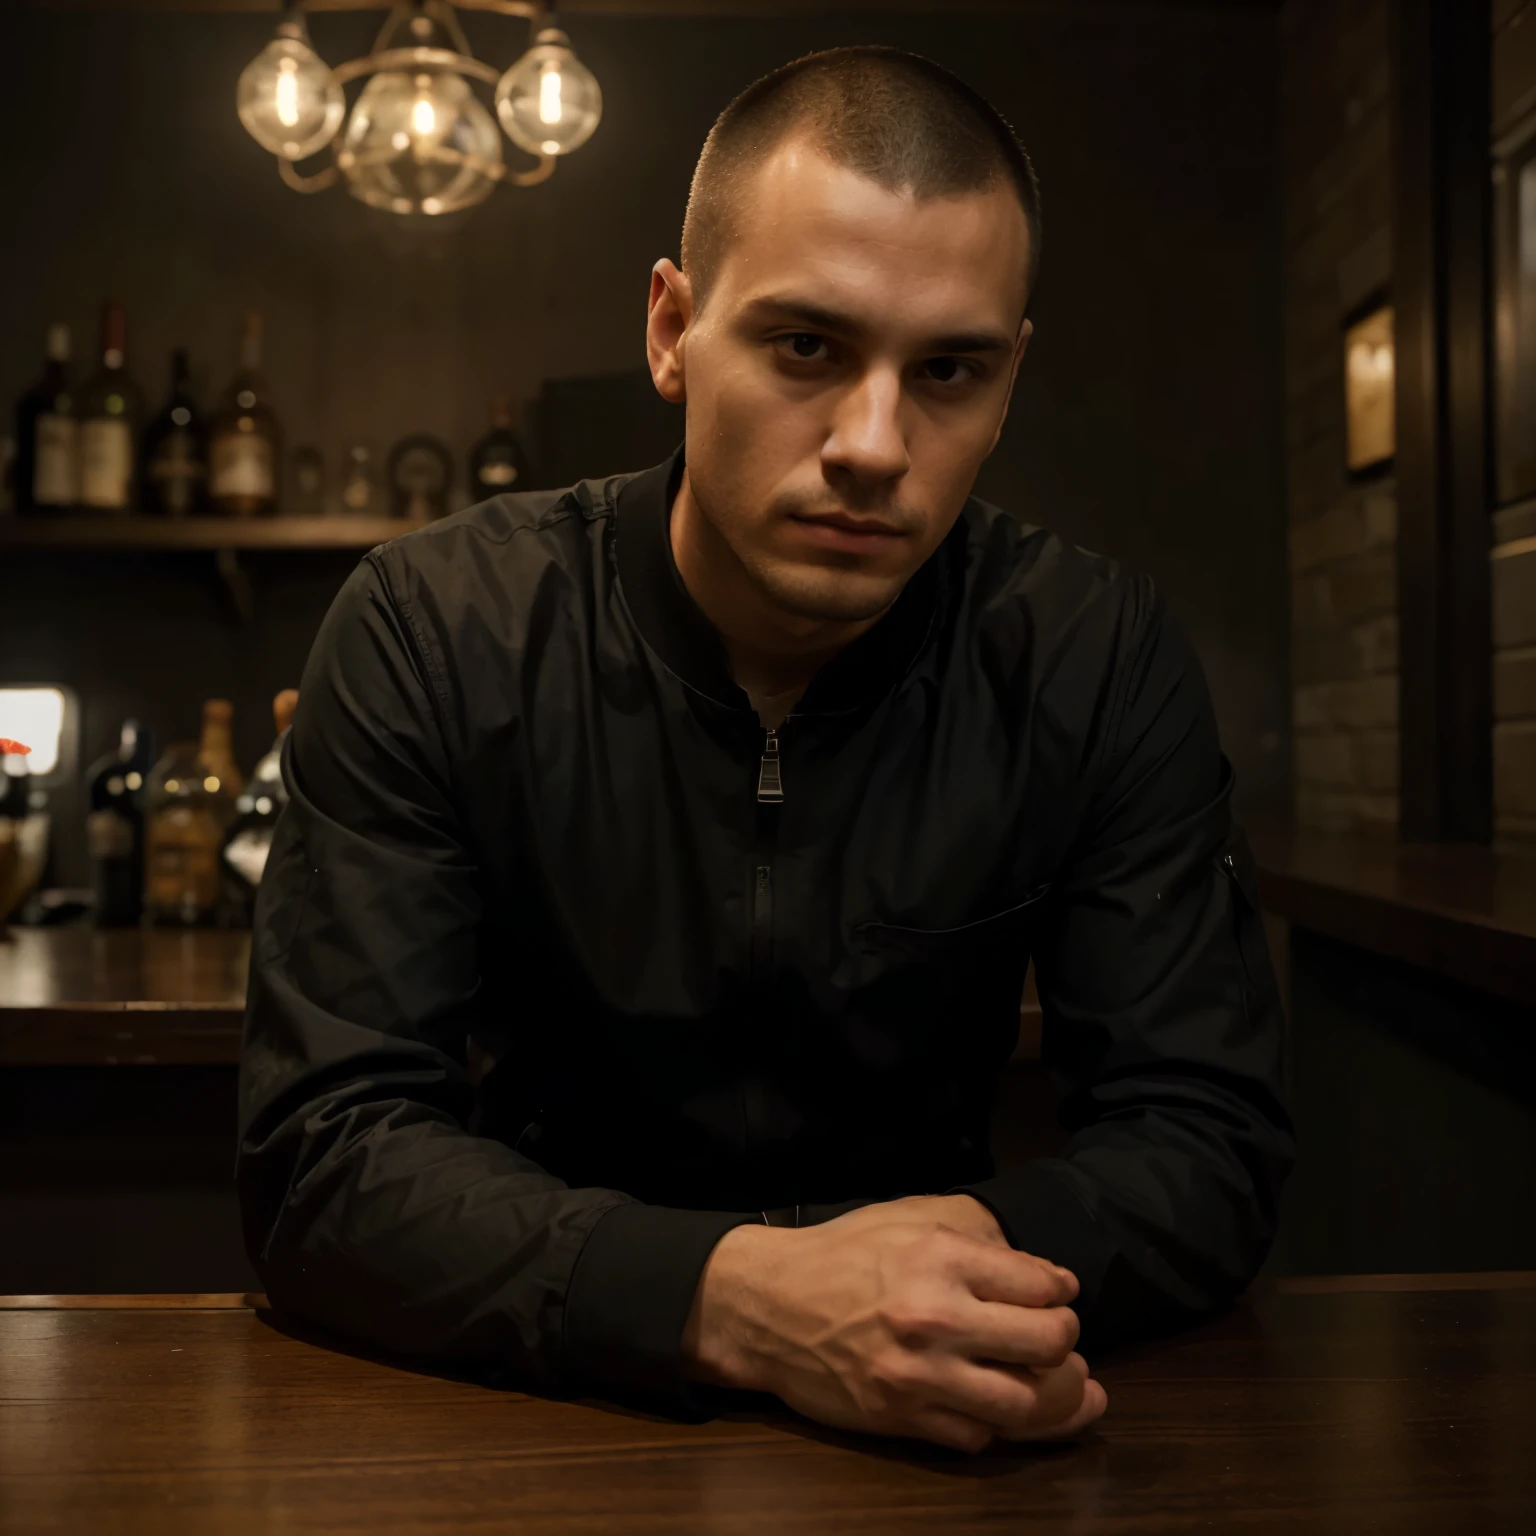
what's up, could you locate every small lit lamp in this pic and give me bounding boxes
[495,28,603,157]
[236,7,345,161]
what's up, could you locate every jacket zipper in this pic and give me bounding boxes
[751,727,784,976]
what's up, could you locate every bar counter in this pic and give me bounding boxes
[2,1276,1532,1533]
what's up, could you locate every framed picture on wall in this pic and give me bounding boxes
[1494,111,1536,507]
[1343,298,1395,477]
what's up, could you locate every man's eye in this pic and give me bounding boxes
[923,357,975,385]
[778,333,827,360]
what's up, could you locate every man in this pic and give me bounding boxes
[239,47,1292,1454]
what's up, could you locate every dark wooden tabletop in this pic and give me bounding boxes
[2,1276,1532,1534]
[0,927,249,1065]
[1248,823,1536,1005]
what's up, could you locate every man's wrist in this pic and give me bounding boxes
[681,1221,791,1391]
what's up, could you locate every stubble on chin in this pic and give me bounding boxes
[739,547,908,625]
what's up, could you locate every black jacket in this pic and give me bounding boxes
[238,450,1293,1407]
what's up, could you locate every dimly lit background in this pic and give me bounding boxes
[1,0,1289,890]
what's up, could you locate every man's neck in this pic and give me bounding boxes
[669,469,880,716]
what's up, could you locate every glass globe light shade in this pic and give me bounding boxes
[495,29,602,158]
[237,21,344,161]
[338,71,503,217]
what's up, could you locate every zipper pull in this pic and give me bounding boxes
[757,727,784,803]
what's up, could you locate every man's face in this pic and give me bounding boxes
[650,137,1032,625]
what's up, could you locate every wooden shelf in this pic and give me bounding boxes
[0,516,431,552]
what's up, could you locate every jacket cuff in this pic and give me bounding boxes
[561,1201,755,1414]
[955,1161,1119,1312]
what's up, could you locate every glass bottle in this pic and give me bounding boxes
[142,701,240,926]
[13,323,77,515]
[75,302,142,513]
[467,396,531,502]
[141,349,209,517]
[208,312,282,517]
[86,719,154,927]
[222,688,297,926]
[339,444,377,513]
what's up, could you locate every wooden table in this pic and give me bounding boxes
[1249,823,1536,1007]
[0,927,249,1064]
[2,1277,1532,1533]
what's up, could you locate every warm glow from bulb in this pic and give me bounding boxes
[275,58,300,128]
[411,95,436,136]
[538,66,563,125]
[204,776,221,794]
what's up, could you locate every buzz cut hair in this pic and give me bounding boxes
[680,46,1042,311]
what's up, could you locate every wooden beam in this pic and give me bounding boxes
[1391,0,1494,843]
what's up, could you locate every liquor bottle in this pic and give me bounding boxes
[13,324,77,515]
[222,688,297,925]
[467,396,530,502]
[0,749,29,823]
[208,312,281,517]
[75,302,142,513]
[141,350,208,517]
[142,701,240,927]
[85,719,154,926]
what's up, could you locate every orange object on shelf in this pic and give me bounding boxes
[0,739,31,756]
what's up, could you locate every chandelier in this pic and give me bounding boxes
[236,1,602,216]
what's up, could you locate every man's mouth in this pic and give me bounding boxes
[786,512,908,552]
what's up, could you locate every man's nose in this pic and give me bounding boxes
[823,367,911,486]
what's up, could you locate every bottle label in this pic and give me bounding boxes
[79,419,133,508]
[86,807,136,861]
[210,435,274,500]
[145,805,221,916]
[478,453,519,488]
[33,414,78,505]
[148,430,205,515]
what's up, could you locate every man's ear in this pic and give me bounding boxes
[647,259,692,405]
[986,317,1033,456]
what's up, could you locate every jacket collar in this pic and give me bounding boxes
[612,447,948,718]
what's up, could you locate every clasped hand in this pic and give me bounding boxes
[683,1193,1107,1452]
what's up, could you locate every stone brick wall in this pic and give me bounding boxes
[1282,0,1397,834]
[1493,0,1536,842]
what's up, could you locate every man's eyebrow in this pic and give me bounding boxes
[740,294,1015,355]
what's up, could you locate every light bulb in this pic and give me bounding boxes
[496,29,602,158]
[237,18,344,161]
[338,71,503,216]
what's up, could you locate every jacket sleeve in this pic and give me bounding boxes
[959,581,1295,1346]
[237,555,749,1405]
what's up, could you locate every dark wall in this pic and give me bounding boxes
[1,6,1288,886]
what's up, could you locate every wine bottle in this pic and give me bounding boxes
[222,688,297,925]
[467,396,530,502]
[13,324,77,515]
[0,750,30,823]
[86,719,154,926]
[76,302,141,513]
[141,350,208,517]
[208,312,281,517]
[143,700,240,927]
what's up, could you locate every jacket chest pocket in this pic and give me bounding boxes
[854,884,1051,965]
